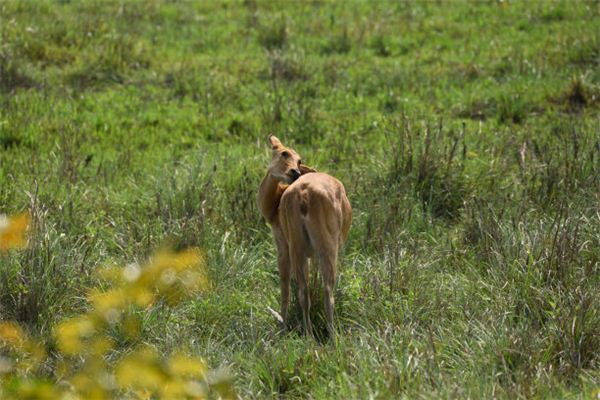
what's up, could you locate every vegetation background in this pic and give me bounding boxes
[1,0,599,398]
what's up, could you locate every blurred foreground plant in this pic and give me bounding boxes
[0,214,233,399]
[0,213,29,252]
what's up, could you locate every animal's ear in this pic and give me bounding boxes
[268,135,283,150]
[299,164,317,175]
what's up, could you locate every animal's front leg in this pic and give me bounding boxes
[274,230,291,332]
[278,253,291,332]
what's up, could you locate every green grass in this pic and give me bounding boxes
[1,0,600,398]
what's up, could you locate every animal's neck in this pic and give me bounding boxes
[257,172,286,225]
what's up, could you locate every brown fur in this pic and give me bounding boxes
[257,135,351,336]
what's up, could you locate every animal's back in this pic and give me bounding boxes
[279,173,351,246]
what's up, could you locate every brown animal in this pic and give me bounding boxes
[257,135,352,336]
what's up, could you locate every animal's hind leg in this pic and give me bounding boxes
[305,205,340,337]
[291,251,312,336]
[309,258,320,303]
[319,247,338,336]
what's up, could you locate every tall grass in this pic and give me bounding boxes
[1,0,599,398]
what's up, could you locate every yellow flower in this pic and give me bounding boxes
[97,265,127,286]
[128,285,155,308]
[115,347,167,391]
[15,340,46,374]
[71,371,111,400]
[2,246,225,399]
[132,248,207,305]
[89,288,128,324]
[168,353,207,379]
[55,317,95,355]
[0,322,25,348]
[10,379,63,400]
[0,213,29,252]
[90,337,113,357]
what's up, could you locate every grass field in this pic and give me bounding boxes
[1,0,599,398]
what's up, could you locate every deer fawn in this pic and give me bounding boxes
[257,135,351,336]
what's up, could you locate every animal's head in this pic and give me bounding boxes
[267,135,316,184]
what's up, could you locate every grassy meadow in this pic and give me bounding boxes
[1,0,600,398]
